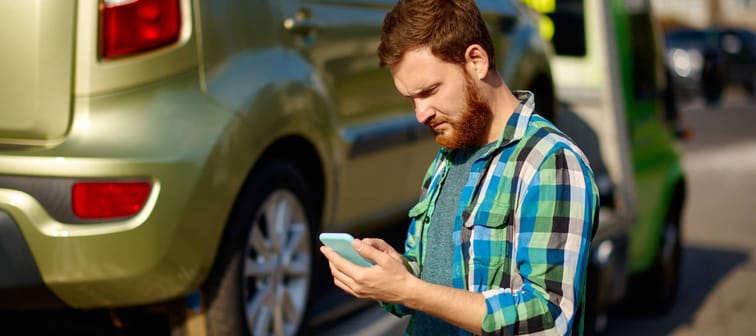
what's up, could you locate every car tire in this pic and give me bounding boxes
[204,159,317,336]
[583,261,600,335]
[745,81,755,98]
[626,199,683,315]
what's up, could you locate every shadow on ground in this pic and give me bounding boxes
[603,244,749,335]
[0,307,169,336]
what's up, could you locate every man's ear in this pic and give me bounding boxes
[464,44,490,80]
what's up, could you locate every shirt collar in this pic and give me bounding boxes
[494,90,534,148]
[439,90,535,157]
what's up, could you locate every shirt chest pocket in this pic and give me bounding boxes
[408,192,431,223]
[463,204,513,268]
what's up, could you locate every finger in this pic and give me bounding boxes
[326,259,365,298]
[321,245,364,279]
[328,261,351,288]
[320,245,349,265]
[323,255,350,284]
[353,238,392,265]
[333,277,359,298]
[362,238,402,258]
[361,238,390,251]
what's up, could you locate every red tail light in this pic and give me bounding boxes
[72,182,152,219]
[100,0,181,59]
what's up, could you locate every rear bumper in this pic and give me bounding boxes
[0,71,242,309]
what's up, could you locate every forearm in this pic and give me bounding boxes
[400,276,486,334]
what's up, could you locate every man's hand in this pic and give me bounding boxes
[321,237,486,334]
[320,237,416,304]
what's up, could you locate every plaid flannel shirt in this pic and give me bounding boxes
[382,91,599,335]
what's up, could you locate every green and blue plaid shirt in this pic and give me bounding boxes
[383,91,599,335]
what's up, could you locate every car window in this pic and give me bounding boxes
[627,9,660,100]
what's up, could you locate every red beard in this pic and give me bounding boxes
[428,72,493,149]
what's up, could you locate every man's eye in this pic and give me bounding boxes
[417,88,436,98]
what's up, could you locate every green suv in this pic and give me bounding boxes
[0,0,555,334]
[525,0,688,332]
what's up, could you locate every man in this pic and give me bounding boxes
[320,0,599,335]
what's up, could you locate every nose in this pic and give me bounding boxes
[414,98,434,124]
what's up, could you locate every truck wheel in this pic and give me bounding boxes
[583,261,600,335]
[745,81,755,98]
[628,206,683,315]
[204,159,316,336]
[658,220,682,307]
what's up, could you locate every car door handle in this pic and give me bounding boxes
[284,8,319,35]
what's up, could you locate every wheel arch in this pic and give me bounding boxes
[666,176,687,226]
[634,163,687,273]
[655,165,687,256]
[207,134,328,275]
[250,136,326,226]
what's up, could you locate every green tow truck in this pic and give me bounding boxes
[523,0,688,332]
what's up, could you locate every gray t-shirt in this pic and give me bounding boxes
[413,142,495,335]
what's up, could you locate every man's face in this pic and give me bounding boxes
[391,48,492,149]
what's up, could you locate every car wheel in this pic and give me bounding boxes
[627,208,683,315]
[583,261,600,335]
[204,159,316,336]
[745,80,755,98]
[702,80,723,106]
[653,221,682,309]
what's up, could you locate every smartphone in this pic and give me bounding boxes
[319,233,374,267]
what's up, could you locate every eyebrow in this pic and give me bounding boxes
[404,83,440,99]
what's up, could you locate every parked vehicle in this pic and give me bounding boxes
[0,0,555,335]
[665,26,756,105]
[664,28,718,103]
[525,0,687,332]
[718,28,756,97]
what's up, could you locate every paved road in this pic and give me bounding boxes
[317,89,756,336]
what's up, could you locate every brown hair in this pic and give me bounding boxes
[377,0,496,69]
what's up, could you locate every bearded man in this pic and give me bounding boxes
[320,1,599,335]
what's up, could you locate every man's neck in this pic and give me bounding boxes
[484,76,520,144]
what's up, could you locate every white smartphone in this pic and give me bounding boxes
[319,233,374,267]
